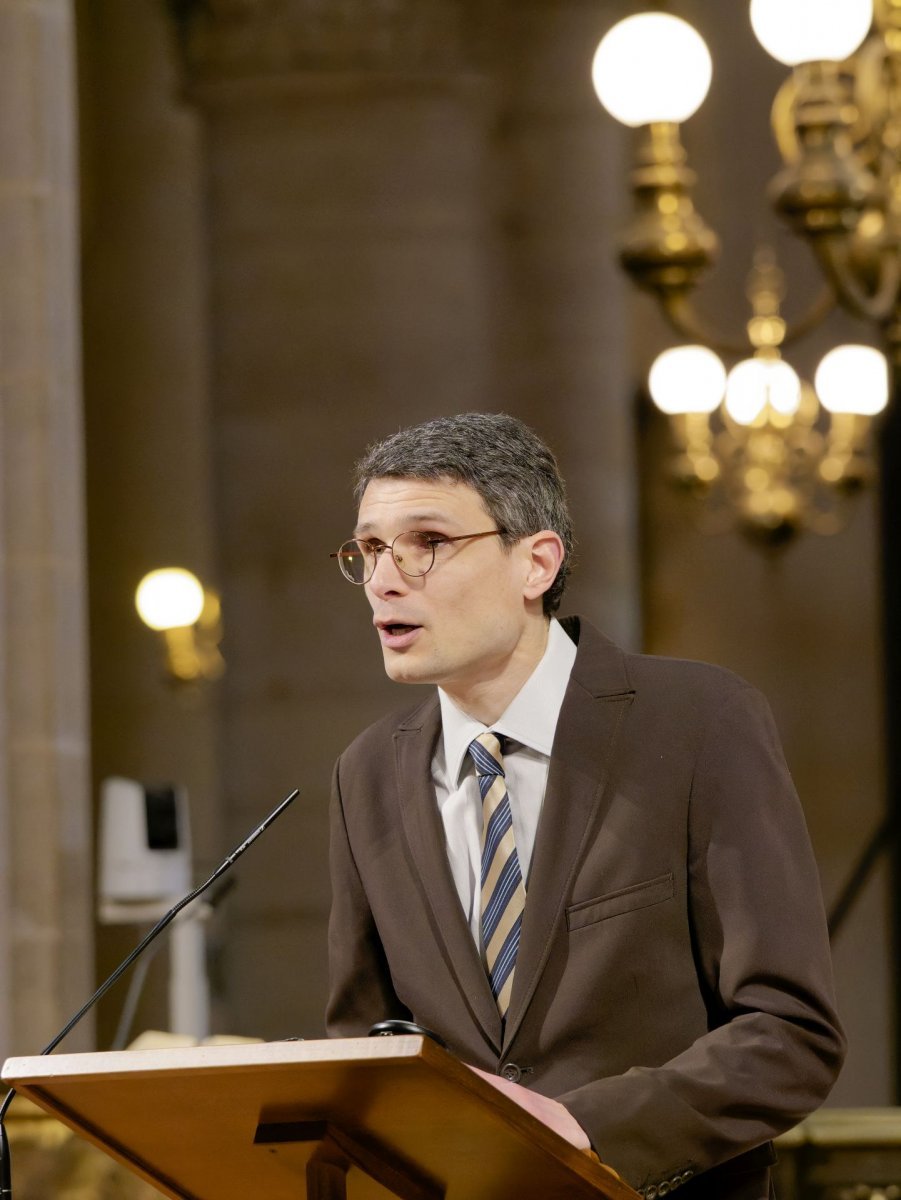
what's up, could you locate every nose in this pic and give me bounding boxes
[366,544,409,598]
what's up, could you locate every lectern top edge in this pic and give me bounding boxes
[2,1034,424,1086]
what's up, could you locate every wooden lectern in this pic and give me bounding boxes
[3,1035,637,1200]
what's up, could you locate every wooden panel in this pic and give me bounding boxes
[3,1036,635,1200]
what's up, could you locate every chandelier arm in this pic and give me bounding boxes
[660,293,751,358]
[663,280,835,355]
[813,236,901,324]
[777,284,839,348]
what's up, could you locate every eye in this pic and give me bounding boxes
[410,531,448,549]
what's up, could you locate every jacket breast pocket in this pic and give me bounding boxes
[566,872,674,931]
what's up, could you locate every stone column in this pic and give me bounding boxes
[490,0,641,648]
[175,0,499,1037]
[0,0,93,1054]
[78,0,221,1048]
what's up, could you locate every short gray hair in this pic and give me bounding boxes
[353,412,574,614]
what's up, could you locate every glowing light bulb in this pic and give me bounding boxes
[648,346,726,414]
[135,568,205,632]
[815,344,889,414]
[592,14,713,127]
[725,358,801,425]
[750,0,873,66]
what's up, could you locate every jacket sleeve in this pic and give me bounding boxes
[325,756,412,1037]
[556,684,846,1191]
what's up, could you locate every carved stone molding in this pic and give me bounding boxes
[168,0,496,88]
[825,1187,901,1200]
[774,1109,901,1200]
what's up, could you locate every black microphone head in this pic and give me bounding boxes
[367,1020,447,1049]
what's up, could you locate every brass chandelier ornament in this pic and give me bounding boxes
[648,249,888,542]
[592,0,896,545]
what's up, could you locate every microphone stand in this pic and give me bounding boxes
[0,786,300,1200]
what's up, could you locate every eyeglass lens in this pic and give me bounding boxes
[336,532,436,583]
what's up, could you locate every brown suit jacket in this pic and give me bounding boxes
[327,616,845,1199]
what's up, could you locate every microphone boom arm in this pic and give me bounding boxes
[0,786,300,1134]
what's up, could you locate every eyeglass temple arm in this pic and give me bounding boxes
[331,529,500,559]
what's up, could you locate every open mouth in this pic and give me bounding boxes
[377,621,422,648]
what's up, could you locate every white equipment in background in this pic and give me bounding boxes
[98,777,210,1041]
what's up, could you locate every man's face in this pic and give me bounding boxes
[354,476,538,695]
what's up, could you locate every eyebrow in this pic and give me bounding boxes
[353,513,457,538]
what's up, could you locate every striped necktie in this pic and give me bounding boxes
[468,732,527,1019]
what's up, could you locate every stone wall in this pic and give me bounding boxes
[75,0,895,1107]
[0,0,93,1059]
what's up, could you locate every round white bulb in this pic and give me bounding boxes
[136,568,205,632]
[815,344,889,415]
[725,358,802,425]
[648,345,726,414]
[592,14,713,127]
[750,0,873,66]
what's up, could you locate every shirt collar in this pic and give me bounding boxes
[438,618,578,787]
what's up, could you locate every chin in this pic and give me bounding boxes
[382,654,426,685]
[382,650,443,687]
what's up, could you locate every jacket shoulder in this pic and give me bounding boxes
[624,648,754,701]
[567,615,758,707]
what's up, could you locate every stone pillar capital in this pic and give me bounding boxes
[169,0,492,92]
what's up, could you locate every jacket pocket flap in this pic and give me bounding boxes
[566,873,674,931]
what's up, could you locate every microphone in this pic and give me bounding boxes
[368,1020,448,1049]
[0,786,300,1200]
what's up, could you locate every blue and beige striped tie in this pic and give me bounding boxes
[468,732,526,1019]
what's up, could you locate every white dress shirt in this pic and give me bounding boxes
[431,618,578,944]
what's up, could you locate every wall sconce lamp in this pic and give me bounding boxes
[135,567,225,684]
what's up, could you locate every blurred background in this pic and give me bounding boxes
[0,0,896,1135]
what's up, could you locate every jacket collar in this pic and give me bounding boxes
[503,617,635,1047]
[394,694,505,1049]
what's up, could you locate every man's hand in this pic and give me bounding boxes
[467,1065,592,1151]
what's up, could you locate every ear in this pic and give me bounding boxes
[522,531,565,602]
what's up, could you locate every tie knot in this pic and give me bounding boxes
[468,732,505,779]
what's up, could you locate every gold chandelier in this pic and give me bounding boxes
[592,0,898,544]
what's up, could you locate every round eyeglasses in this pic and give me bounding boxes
[331,529,502,585]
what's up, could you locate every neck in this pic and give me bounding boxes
[443,617,551,725]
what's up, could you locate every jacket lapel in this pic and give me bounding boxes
[503,618,635,1048]
[393,697,503,1051]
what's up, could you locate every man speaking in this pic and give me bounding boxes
[326,412,844,1199]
